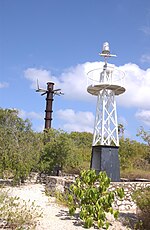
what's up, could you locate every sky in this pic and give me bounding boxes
[0,0,150,141]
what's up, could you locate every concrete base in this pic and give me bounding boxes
[90,145,120,182]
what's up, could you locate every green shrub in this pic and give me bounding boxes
[132,187,150,230]
[67,169,124,229]
[0,188,42,229]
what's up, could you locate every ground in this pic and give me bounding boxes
[1,183,138,230]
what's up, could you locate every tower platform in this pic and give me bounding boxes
[87,83,125,96]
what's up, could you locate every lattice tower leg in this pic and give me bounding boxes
[92,89,119,146]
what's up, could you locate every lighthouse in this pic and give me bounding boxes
[87,42,125,181]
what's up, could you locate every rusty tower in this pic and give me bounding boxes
[36,81,63,129]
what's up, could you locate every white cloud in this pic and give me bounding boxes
[59,62,104,100]
[24,62,104,101]
[24,62,150,109]
[18,109,43,120]
[24,62,150,127]
[56,109,94,133]
[135,110,150,126]
[141,54,150,63]
[0,82,9,88]
[18,109,44,132]
[24,68,59,90]
[117,63,150,109]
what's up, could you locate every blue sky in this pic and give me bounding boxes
[0,0,150,141]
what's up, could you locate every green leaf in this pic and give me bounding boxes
[68,194,73,203]
[84,217,93,228]
[105,221,110,229]
[113,210,119,219]
[69,206,76,216]
[117,188,124,199]
[98,219,104,228]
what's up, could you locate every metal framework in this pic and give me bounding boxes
[93,88,119,146]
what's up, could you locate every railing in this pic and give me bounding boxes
[87,66,125,88]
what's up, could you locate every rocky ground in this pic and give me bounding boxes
[2,183,139,230]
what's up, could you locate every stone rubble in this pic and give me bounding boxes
[43,175,150,212]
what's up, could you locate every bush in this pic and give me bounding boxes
[0,188,42,229]
[132,187,150,230]
[0,109,42,184]
[67,169,124,229]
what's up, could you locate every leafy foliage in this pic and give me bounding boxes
[39,129,92,174]
[0,108,149,182]
[39,129,77,174]
[68,132,92,171]
[137,127,150,163]
[67,169,124,229]
[119,134,150,179]
[69,131,92,148]
[137,127,150,146]
[132,187,150,230]
[0,108,42,184]
[119,138,150,169]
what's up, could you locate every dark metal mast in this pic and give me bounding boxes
[36,81,63,130]
[44,82,54,129]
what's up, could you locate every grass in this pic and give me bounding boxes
[45,188,69,207]
[121,168,150,180]
[132,187,150,230]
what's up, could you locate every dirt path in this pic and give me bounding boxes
[7,183,137,230]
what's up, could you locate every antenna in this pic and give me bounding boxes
[36,79,47,93]
[36,81,64,129]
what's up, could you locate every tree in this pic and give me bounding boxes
[137,127,150,164]
[69,132,92,171]
[39,129,73,174]
[39,130,93,174]
[119,137,150,170]
[69,131,93,148]
[0,108,42,183]
[137,127,150,146]
[118,123,125,139]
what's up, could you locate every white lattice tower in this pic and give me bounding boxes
[87,42,125,146]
